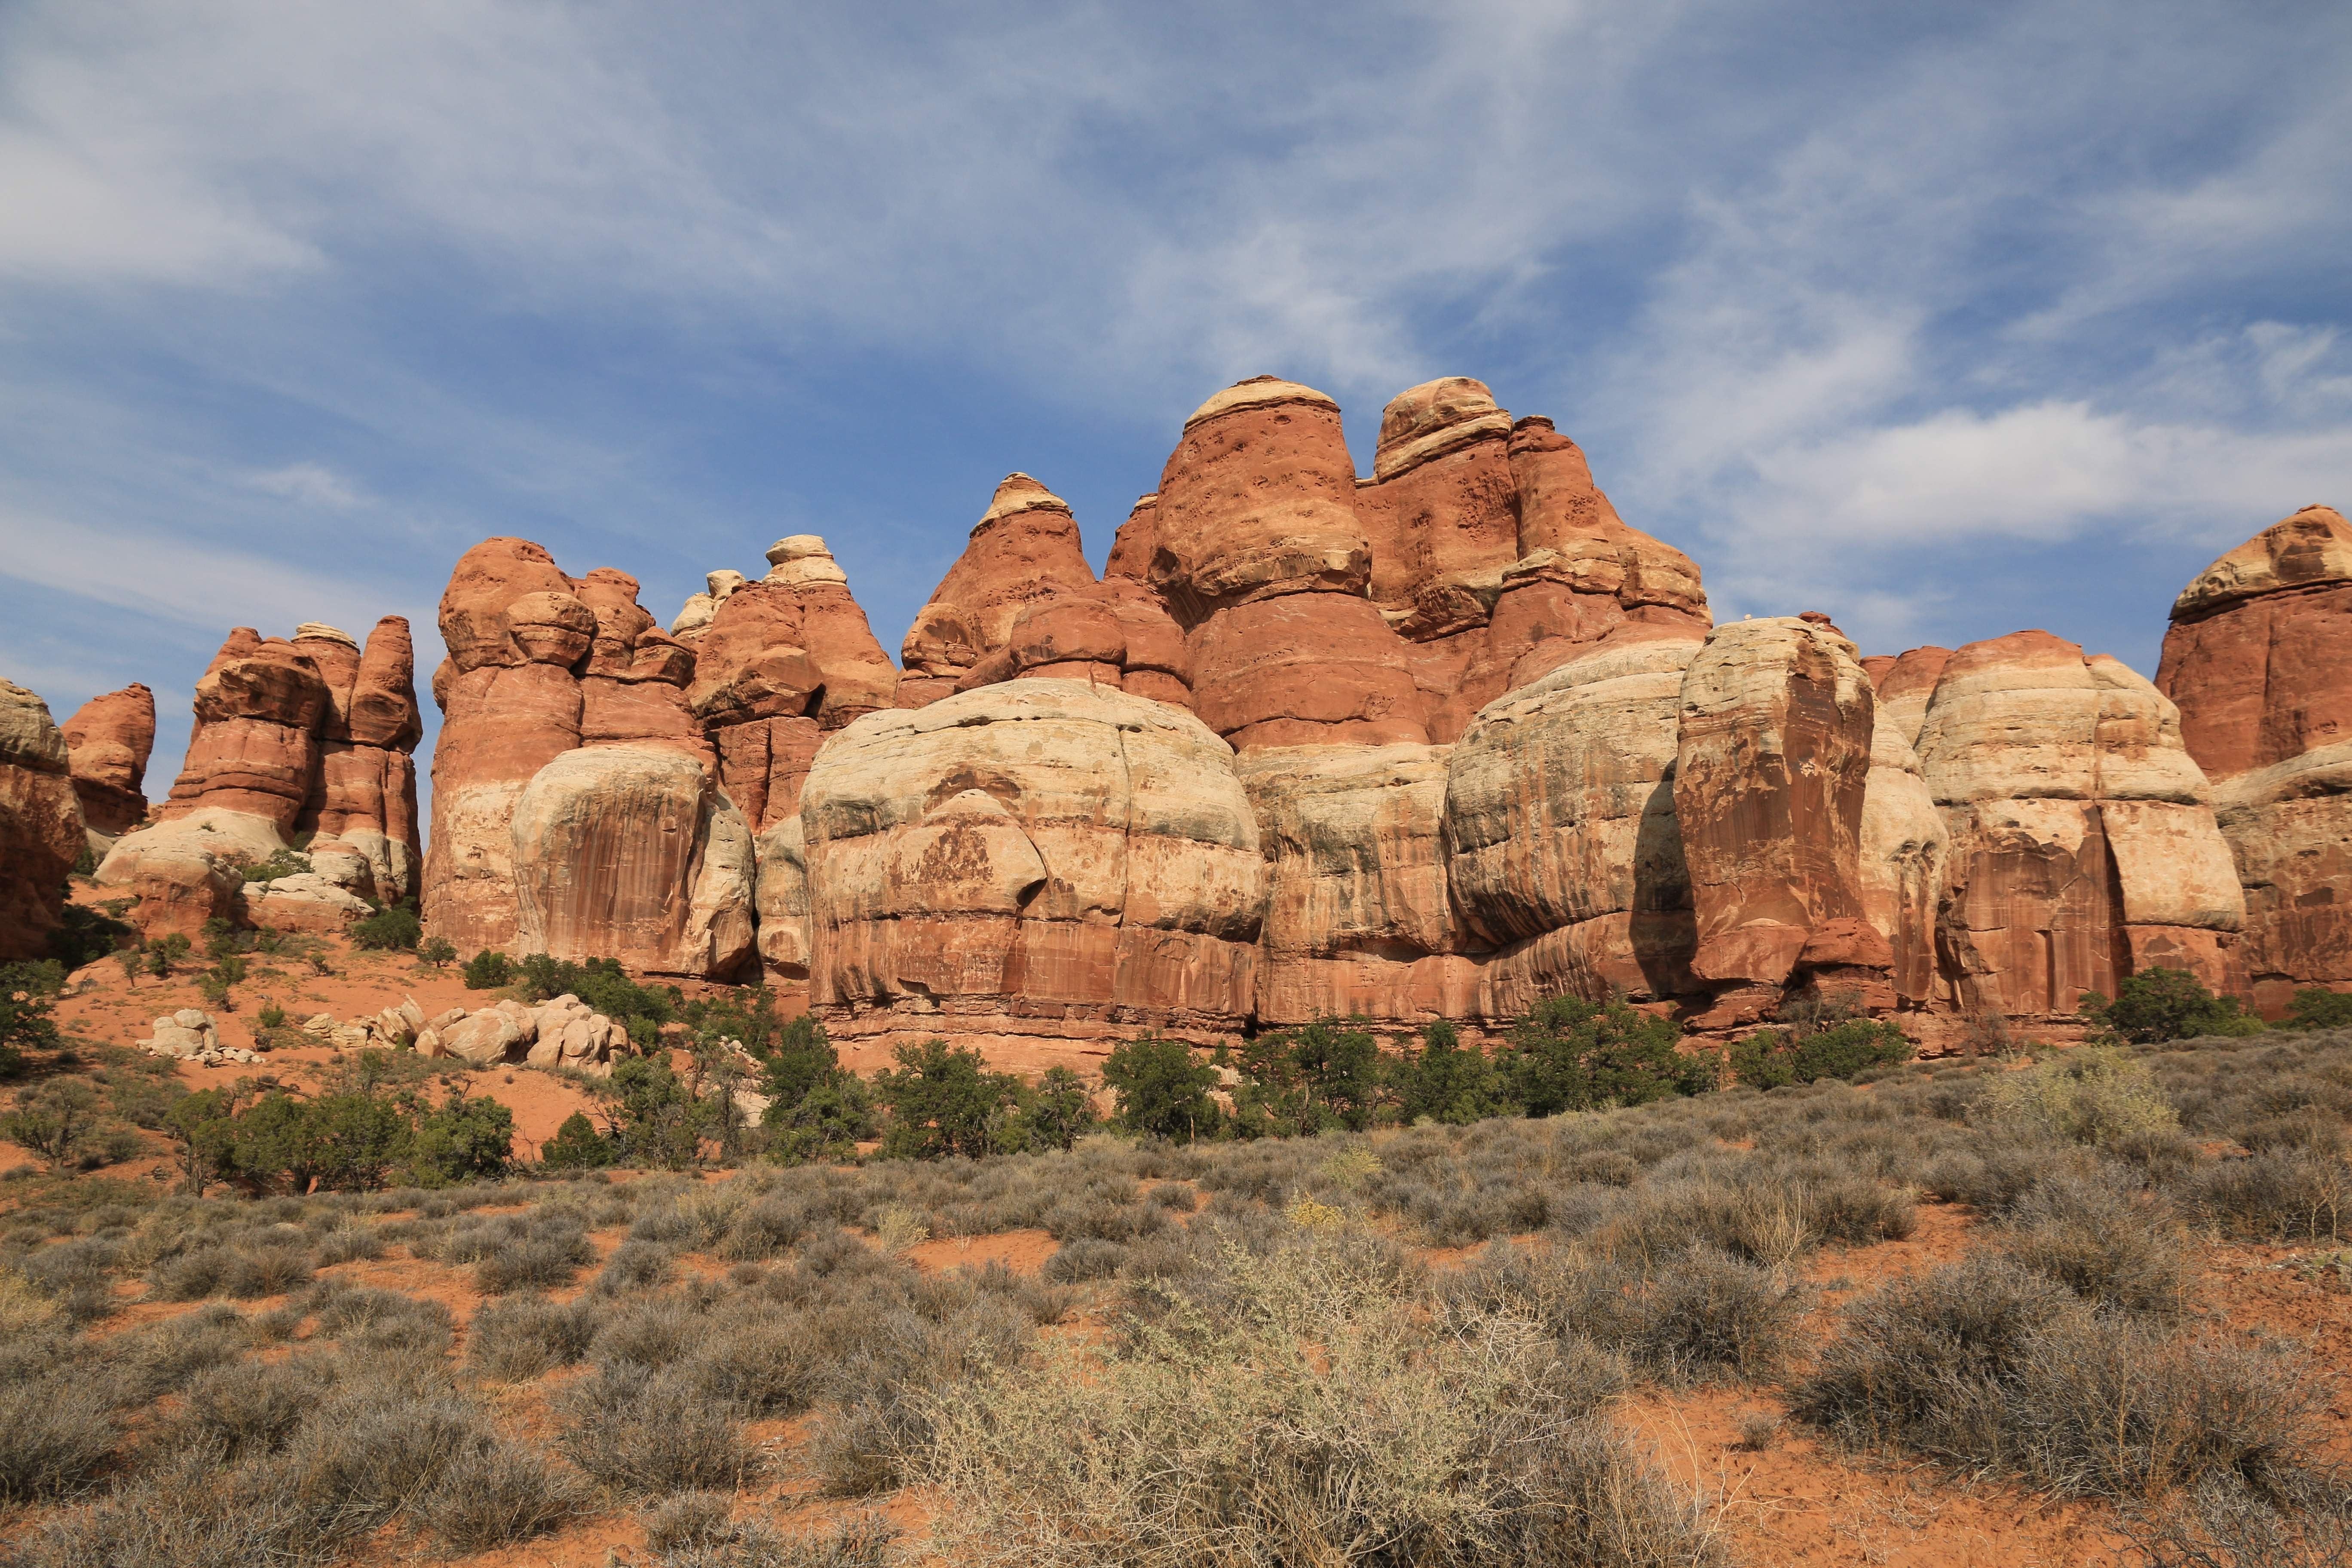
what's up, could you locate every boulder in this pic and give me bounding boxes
[0,680,84,961]
[1919,630,2246,1014]
[1354,377,1520,623]
[441,1007,530,1066]
[242,873,372,934]
[61,682,154,848]
[801,680,1265,1054]
[156,630,329,832]
[1674,615,1888,1020]
[510,744,755,980]
[1859,701,1950,1006]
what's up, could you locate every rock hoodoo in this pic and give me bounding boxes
[0,680,86,960]
[61,683,154,851]
[372,371,2329,1063]
[96,619,423,937]
[2158,505,2352,1012]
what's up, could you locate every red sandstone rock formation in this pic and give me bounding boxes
[1919,630,2245,1015]
[1355,377,1519,626]
[0,680,85,960]
[1866,646,1954,750]
[426,538,753,972]
[1444,625,1704,1014]
[901,476,1099,699]
[2158,505,2352,1010]
[1239,744,1467,1025]
[97,618,425,935]
[800,680,1265,1054]
[1673,615,1890,1022]
[1152,378,1429,750]
[61,683,154,848]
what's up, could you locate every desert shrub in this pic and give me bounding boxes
[1100,1036,1225,1141]
[514,954,679,1043]
[919,1234,1723,1567]
[1450,1240,1801,1385]
[462,949,513,989]
[469,1293,599,1381]
[1729,1017,1913,1089]
[165,1356,334,1461]
[2116,1479,2352,1567]
[349,902,422,951]
[685,1303,823,1415]
[45,902,134,972]
[607,1054,717,1169]
[112,1304,251,1401]
[646,1500,898,1568]
[1006,1064,1101,1154]
[557,1363,761,1495]
[3,1450,345,1568]
[2,1078,102,1171]
[1793,1253,2322,1505]
[1,961,66,1074]
[597,1237,681,1294]
[219,1243,313,1299]
[244,847,312,884]
[594,1293,708,1370]
[2189,1148,2348,1240]
[1998,1171,2186,1315]
[277,1386,500,1535]
[1042,1237,1129,1283]
[413,1438,592,1550]
[0,1372,118,1503]
[472,1218,595,1294]
[2083,968,2265,1045]
[1224,1019,1384,1137]
[1978,1046,2180,1146]
[719,1192,814,1260]
[306,1281,455,1354]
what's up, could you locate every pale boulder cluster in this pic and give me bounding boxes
[2,374,2346,1068]
[138,1009,264,1067]
[329,993,635,1072]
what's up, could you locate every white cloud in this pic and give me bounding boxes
[246,462,362,509]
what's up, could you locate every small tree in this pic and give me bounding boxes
[764,1075,878,1166]
[0,1078,101,1171]
[416,936,458,969]
[350,904,422,952]
[161,1085,246,1194]
[874,1039,1021,1160]
[603,1054,711,1170]
[0,962,64,1076]
[2286,988,2352,1032]
[1100,1037,1223,1141]
[2081,967,2264,1045]
[463,949,514,990]
[1391,1020,1499,1125]
[1009,1066,1100,1152]
[411,1088,514,1184]
[540,1111,616,1170]
[1497,993,1710,1116]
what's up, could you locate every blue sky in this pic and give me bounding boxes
[3,0,2347,811]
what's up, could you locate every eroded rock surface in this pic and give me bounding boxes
[0,680,85,960]
[2159,505,2352,1010]
[62,683,154,849]
[801,680,1265,1053]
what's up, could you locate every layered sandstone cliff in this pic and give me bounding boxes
[2158,505,2352,1011]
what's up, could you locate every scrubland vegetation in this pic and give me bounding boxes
[5,950,2352,1563]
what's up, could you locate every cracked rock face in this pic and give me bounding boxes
[799,679,1265,1053]
[0,679,83,960]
